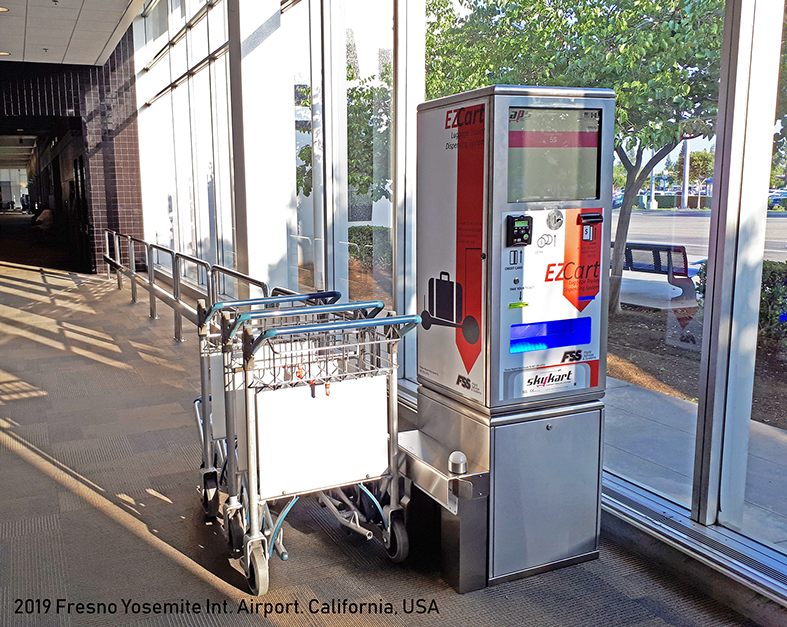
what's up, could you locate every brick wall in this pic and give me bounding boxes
[0,28,143,273]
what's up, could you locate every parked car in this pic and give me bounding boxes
[768,190,787,208]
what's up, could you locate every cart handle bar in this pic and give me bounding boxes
[200,291,341,326]
[251,314,421,356]
[228,300,385,339]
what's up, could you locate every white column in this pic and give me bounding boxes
[693,0,785,527]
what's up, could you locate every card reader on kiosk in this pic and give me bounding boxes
[401,85,614,592]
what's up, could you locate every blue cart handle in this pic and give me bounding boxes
[200,291,341,326]
[227,300,385,339]
[251,314,421,356]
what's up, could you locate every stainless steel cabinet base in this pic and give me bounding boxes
[401,388,603,593]
[488,551,600,586]
[490,407,603,579]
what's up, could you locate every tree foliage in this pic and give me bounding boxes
[426,0,725,312]
[671,148,715,187]
[295,54,393,203]
[346,60,393,202]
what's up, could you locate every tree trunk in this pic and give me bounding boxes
[609,142,678,315]
[609,185,639,315]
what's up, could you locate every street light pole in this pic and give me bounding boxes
[682,139,691,208]
[649,151,656,209]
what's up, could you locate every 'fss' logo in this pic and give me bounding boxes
[561,350,583,363]
[456,375,472,389]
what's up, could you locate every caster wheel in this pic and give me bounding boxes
[227,513,244,556]
[201,475,219,518]
[247,546,269,596]
[384,516,409,563]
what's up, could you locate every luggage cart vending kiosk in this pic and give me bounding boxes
[402,85,614,592]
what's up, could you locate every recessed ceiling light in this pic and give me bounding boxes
[0,8,9,13]
[0,52,10,56]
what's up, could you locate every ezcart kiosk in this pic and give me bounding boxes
[400,85,615,592]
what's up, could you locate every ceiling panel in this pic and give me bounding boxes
[0,0,146,65]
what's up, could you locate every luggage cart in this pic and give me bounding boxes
[195,293,413,571]
[235,312,420,595]
[194,292,341,524]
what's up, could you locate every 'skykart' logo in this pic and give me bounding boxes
[525,369,573,388]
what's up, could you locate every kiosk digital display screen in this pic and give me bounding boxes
[508,108,600,202]
[510,317,591,353]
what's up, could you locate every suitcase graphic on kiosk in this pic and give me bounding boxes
[429,271,462,325]
[421,271,479,344]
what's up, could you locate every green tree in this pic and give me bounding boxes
[613,163,628,190]
[426,0,724,312]
[671,148,715,195]
[773,9,787,188]
[346,61,393,203]
[295,59,393,203]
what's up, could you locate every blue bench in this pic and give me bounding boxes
[611,242,699,302]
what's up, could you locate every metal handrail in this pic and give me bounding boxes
[102,229,270,342]
[174,251,213,341]
[210,264,268,301]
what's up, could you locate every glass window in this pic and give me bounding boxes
[211,54,235,276]
[189,66,215,287]
[189,13,209,66]
[288,0,323,292]
[171,83,196,261]
[168,0,187,34]
[170,34,188,81]
[732,13,787,556]
[145,0,169,46]
[139,91,178,253]
[423,0,726,508]
[208,0,228,53]
[337,0,394,307]
[186,0,205,23]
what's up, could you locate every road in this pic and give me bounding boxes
[610,210,787,263]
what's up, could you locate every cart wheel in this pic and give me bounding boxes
[227,514,244,556]
[385,516,409,563]
[201,475,219,518]
[247,546,269,596]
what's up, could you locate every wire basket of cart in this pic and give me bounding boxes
[233,311,420,595]
[193,290,351,522]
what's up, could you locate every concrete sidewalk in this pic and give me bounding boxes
[605,379,787,551]
[611,267,787,551]
[0,261,759,626]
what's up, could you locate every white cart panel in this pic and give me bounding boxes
[255,376,389,500]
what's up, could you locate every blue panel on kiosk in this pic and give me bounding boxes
[510,317,592,353]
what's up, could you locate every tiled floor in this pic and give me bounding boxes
[0,261,763,626]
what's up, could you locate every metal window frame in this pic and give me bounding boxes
[693,0,785,528]
[393,0,425,379]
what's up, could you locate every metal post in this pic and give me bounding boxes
[114,232,123,290]
[198,300,213,471]
[649,159,656,208]
[388,341,400,510]
[244,331,260,540]
[682,139,691,209]
[129,238,138,303]
[104,230,112,279]
[173,255,184,342]
[147,244,158,319]
[223,313,240,506]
